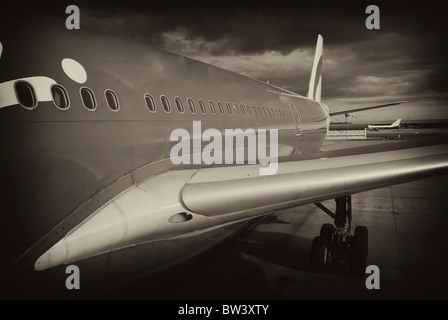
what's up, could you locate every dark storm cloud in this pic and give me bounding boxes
[21,1,448,52]
[18,0,448,118]
[74,1,445,52]
[22,0,376,52]
[79,2,370,54]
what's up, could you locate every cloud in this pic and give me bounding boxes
[22,0,448,120]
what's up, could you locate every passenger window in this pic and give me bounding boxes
[218,101,225,114]
[209,100,216,114]
[51,85,70,110]
[187,98,196,114]
[199,99,207,114]
[104,89,119,111]
[80,87,96,110]
[15,81,37,109]
[145,94,156,112]
[233,104,239,115]
[262,107,267,116]
[226,102,232,115]
[161,95,171,113]
[240,105,245,116]
[175,97,184,113]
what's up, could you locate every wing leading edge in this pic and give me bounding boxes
[34,144,448,270]
[181,144,448,216]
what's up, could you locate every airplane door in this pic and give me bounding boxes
[289,105,302,136]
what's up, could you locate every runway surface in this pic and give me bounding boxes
[111,137,448,300]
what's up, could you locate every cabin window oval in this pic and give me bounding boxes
[217,101,225,115]
[209,100,216,115]
[240,104,245,116]
[233,103,239,115]
[252,106,257,116]
[80,87,97,111]
[51,85,70,110]
[105,89,119,111]
[145,94,156,112]
[187,98,196,114]
[226,102,232,115]
[161,95,171,113]
[199,99,207,114]
[15,81,37,110]
[175,97,185,113]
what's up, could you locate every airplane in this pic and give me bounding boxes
[1,13,447,297]
[368,119,402,131]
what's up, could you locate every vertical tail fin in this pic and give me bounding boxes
[307,35,323,102]
[392,119,401,127]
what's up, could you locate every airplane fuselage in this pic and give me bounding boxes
[0,15,328,290]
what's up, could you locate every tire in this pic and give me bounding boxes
[350,238,366,277]
[320,223,334,243]
[310,236,328,273]
[354,226,368,257]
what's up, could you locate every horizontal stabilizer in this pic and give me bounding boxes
[330,101,406,116]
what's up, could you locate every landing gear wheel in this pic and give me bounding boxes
[310,236,328,273]
[354,226,368,257]
[320,223,334,243]
[350,237,367,277]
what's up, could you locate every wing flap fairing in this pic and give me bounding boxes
[181,145,448,216]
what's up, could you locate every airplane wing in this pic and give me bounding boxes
[329,101,406,116]
[34,143,448,271]
[181,144,448,216]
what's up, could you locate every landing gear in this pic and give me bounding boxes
[310,236,328,272]
[320,223,334,242]
[310,196,368,276]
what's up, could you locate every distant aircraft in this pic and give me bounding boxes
[368,119,402,130]
[0,13,447,296]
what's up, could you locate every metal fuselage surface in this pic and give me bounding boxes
[0,16,328,290]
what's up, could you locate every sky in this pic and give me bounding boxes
[22,0,448,122]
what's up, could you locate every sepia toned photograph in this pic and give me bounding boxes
[1,0,447,302]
